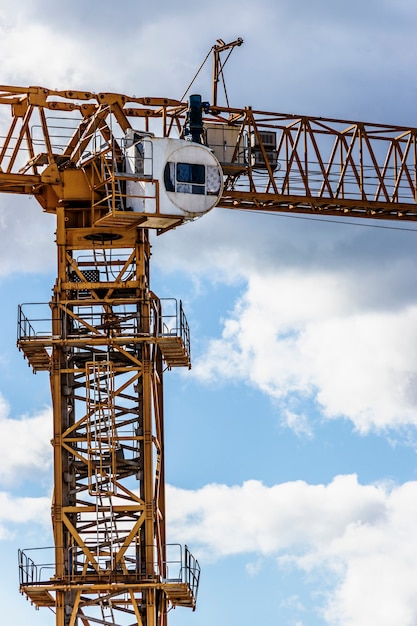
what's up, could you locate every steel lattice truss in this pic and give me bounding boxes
[0,82,414,626]
[0,85,415,224]
[17,229,196,626]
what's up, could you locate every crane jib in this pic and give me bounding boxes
[0,85,414,228]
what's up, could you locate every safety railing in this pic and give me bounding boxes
[90,144,157,216]
[18,547,56,586]
[183,545,201,601]
[17,298,190,350]
[19,543,200,592]
[159,298,191,357]
[163,544,199,586]
[17,302,54,342]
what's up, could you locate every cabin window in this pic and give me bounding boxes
[164,162,175,192]
[164,162,221,196]
[177,163,205,184]
[176,163,205,194]
[206,165,222,195]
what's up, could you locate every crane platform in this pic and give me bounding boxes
[17,335,190,371]
[20,587,55,608]
[163,581,196,609]
[158,335,191,369]
[16,298,191,371]
[17,341,51,372]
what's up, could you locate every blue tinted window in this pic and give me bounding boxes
[176,163,205,184]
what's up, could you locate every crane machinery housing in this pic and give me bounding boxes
[0,39,416,626]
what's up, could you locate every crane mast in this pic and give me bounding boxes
[0,41,415,626]
[10,91,200,626]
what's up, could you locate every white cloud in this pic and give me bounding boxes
[167,475,386,558]
[0,197,55,277]
[167,475,417,626]
[0,392,52,484]
[312,482,417,625]
[0,1,263,95]
[0,491,50,539]
[245,558,264,576]
[0,12,89,87]
[0,0,413,118]
[192,268,417,433]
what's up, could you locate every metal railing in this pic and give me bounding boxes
[159,299,191,356]
[19,543,200,595]
[183,545,200,601]
[17,302,53,342]
[18,547,56,586]
[17,298,190,351]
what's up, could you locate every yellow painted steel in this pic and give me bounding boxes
[1,67,415,626]
[15,177,195,626]
[0,85,415,222]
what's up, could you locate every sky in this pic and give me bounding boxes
[0,1,417,625]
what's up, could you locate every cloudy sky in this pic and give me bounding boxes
[0,1,417,625]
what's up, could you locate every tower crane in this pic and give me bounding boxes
[0,39,416,626]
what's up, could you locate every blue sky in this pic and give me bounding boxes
[0,1,417,625]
